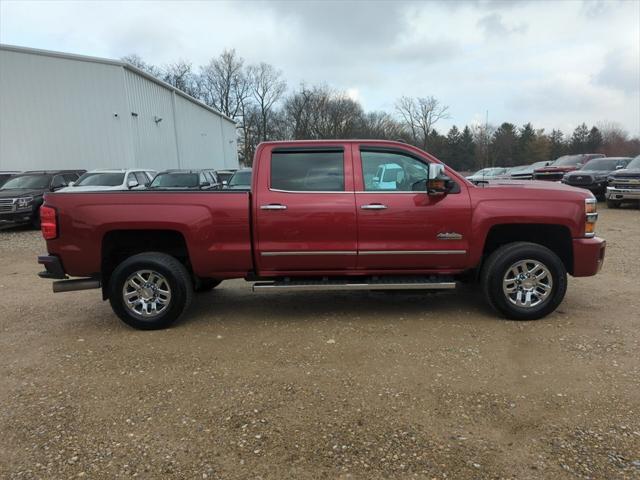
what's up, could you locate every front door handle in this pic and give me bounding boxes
[361,204,388,210]
[260,204,287,210]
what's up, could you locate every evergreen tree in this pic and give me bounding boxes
[517,123,536,165]
[549,129,565,160]
[491,123,519,166]
[587,126,603,152]
[443,126,462,169]
[571,123,590,153]
[459,126,476,171]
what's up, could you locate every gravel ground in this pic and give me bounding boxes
[1,205,639,479]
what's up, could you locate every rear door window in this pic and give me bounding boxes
[271,150,344,191]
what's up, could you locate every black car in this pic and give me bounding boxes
[561,157,631,198]
[0,170,84,228]
[147,169,222,190]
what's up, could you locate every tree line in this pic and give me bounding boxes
[123,51,640,171]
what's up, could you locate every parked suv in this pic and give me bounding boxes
[606,155,640,208]
[533,154,605,181]
[561,157,631,198]
[60,169,156,192]
[0,170,84,228]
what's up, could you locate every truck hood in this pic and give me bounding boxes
[0,188,46,198]
[608,168,640,179]
[475,179,593,198]
[534,165,580,174]
[564,169,612,179]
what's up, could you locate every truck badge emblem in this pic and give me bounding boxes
[437,232,463,240]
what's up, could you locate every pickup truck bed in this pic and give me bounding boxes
[38,140,606,329]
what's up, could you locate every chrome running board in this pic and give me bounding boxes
[252,277,456,292]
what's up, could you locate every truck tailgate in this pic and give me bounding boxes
[42,191,253,278]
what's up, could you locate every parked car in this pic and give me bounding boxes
[225,168,252,190]
[605,154,640,208]
[59,169,156,192]
[37,140,605,330]
[0,171,20,188]
[0,170,84,228]
[533,154,605,181]
[561,157,631,198]
[215,169,237,185]
[466,167,509,183]
[147,170,221,190]
[508,161,552,180]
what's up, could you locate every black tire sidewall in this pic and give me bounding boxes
[484,243,567,320]
[109,253,191,330]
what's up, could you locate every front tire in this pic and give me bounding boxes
[109,252,193,330]
[481,242,567,321]
[606,198,621,209]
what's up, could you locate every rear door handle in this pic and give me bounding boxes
[361,204,388,210]
[260,204,287,210]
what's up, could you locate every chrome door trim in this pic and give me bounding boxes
[269,188,355,194]
[358,250,467,255]
[261,251,358,257]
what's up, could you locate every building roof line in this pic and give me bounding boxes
[0,43,236,124]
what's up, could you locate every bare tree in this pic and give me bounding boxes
[121,54,162,78]
[198,49,250,120]
[248,63,287,141]
[395,96,450,150]
[162,60,198,98]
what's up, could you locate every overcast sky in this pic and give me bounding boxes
[2,0,639,136]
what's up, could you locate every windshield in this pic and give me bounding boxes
[553,155,584,166]
[229,171,251,186]
[626,156,640,169]
[582,159,627,171]
[150,173,199,188]
[1,175,51,190]
[76,172,125,186]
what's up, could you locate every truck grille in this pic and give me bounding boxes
[566,175,593,186]
[613,183,640,190]
[0,198,16,213]
[534,172,563,181]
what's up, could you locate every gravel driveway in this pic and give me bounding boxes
[1,206,639,479]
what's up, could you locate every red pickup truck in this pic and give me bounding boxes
[37,140,606,329]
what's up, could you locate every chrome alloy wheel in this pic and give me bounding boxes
[502,259,553,308]
[122,270,172,318]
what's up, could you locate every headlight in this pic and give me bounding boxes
[16,196,33,210]
[585,198,597,238]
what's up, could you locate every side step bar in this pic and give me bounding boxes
[253,277,456,292]
[52,278,101,293]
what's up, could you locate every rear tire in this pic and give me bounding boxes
[606,198,621,209]
[109,252,193,330]
[195,278,221,292]
[481,242,567,321]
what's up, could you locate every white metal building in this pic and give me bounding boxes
[0,44,238,172]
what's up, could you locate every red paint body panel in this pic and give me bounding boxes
[572,237,606,276]
[44,192,253,278]
[40,140,605,282]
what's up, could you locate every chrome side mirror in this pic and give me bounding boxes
[427,164,448,195]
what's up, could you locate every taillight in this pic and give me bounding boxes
[40,205,58,240]
[584,198,597,238]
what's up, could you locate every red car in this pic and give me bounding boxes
[533,153,605,181]
[37,140,605,329]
